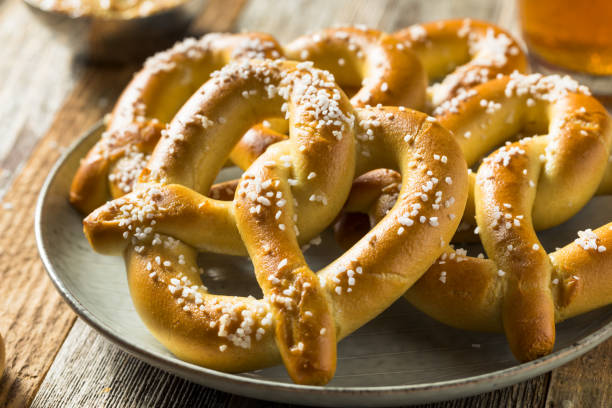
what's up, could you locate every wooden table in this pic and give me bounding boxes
[0,0,610,406]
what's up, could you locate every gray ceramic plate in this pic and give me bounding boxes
[35,123,612,407]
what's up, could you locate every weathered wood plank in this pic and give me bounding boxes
[28,321,553,408]
[0,64,135,408]
[31,332,612,408]
[31,320,233,408]
[544,338,612,408]
[0,0,81,197]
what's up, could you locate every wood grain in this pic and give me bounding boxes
[0,0,80,196]
[31,320,232,407]
[0,65,135,408]
[0,0,609,406]
[545,339,612,408]
[29,320,554,408]
[235,0,508,43]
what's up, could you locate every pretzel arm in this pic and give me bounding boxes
[84,184,244,256]
[230,120,288,170]
[597,161,612,194]
[70,33,284,214]
[394,19,529,106]
[125,239,281,373]
[405,222,612,333]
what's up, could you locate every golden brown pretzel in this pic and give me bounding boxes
[82,60,468,384]
[439,73,612,239]
[337,73,612,362]
[339,69,612,243]
[229,26,428,168]
[70,33,284,214]
[70,27,428,213]
[394,19,529,109]
[229,20,528,178]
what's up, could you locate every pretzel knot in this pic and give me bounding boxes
[70,33,284,215]
[83,59,468,384]
[70,21,526,218]
[337,72,612,362]
[230,20,529,173]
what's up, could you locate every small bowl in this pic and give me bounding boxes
[23,0,207,62]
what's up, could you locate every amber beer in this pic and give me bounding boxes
[519,0,612,76]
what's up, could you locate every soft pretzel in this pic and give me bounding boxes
[394,19,529,109]
[82,60,468,384]
[229,27,428,167]
[439,73,612,239]
[337,73,612,362]
[69,33,284,214]
[71,20,524,215]
[70,27,429,213]
[229,21,528,177]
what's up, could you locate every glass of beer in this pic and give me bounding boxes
[518,0,612,94]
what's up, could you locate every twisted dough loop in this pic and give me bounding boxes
[406,222,612,332]
[438,75,612,239]
[394,19,529,108]
[70,33,284,214]
[70,27,428,214]
[84,60,468,384]
[472,76,611,360]
[230,26,428,169]
[336,73,612,362]
[285,27,426,109]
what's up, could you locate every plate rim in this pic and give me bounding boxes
[34,121,612,405]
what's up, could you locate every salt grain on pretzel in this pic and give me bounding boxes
[82,60,468,385]
[230,21,528,190]
[407,221,612,358]
[285,26,426,109]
